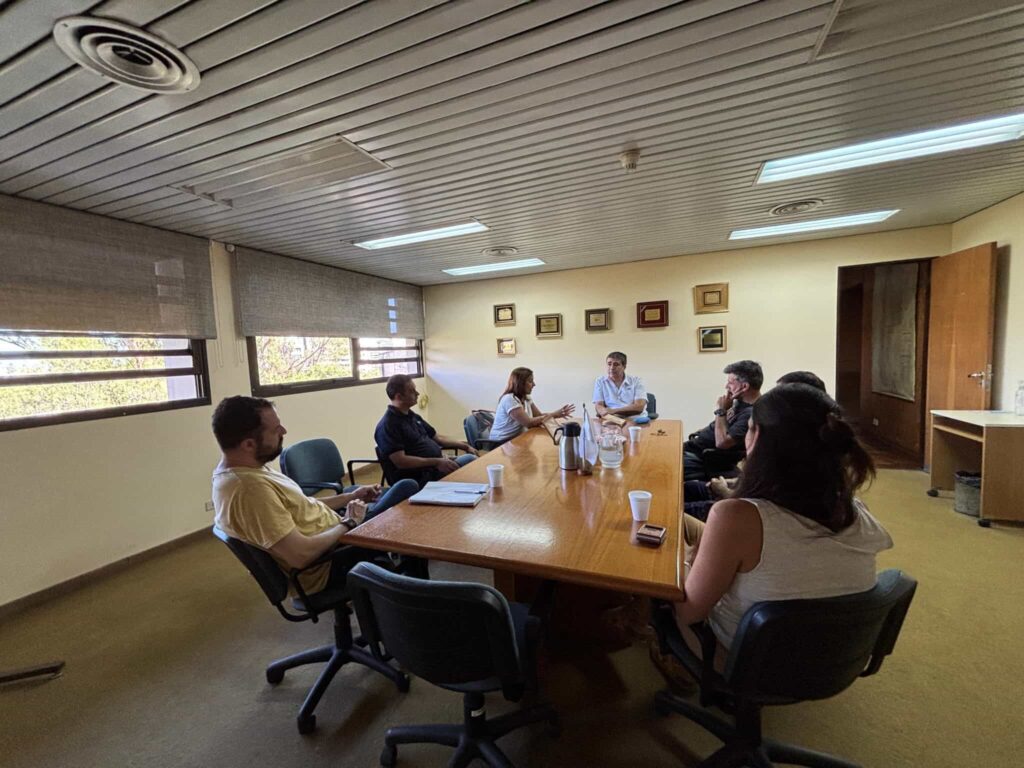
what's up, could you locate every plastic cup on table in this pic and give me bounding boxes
[487,464,504,488]
[628,426,641,443]
[628,490,652,521]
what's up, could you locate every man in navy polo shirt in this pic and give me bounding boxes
[375,374,478,488]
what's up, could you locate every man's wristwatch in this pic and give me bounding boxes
[714,408,728,417]
[340,516,359,531]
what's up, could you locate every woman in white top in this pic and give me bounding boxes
[488,367,575,443]
[675,383,893,659]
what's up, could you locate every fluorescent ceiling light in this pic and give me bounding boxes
[353,220,488,249]
[757,113,1024,183]
[443,258,545,276]
[729,210,899,240]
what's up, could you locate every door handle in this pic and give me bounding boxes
[967,372,986,379]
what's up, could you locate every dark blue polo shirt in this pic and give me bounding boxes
[375,405,443,486]
[689,398,753,451]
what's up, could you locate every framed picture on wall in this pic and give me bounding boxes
[497,337,517,356]
[493,303,516,326]
[585,307,611,331]
[535,313,562,338]
[693,282,729,314]
[698,325,727,352]
[636,300,669,328]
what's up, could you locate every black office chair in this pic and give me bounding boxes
[212,527,410,734]
[347,562,560,768]
[651,569,917,768]
[463,409,503,451]
[280,437,383,493]
[646,392,660,420]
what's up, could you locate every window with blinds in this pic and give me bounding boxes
[0,332,210,431]
[247,336,422,397]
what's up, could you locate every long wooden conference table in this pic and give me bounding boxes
[344,419,685,602]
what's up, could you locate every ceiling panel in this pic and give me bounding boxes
[1,0,1023,285]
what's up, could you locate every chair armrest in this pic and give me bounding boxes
[346,458,381,487]
[302,481,344,494]
[474,438,501,451]
[699,447,745,474]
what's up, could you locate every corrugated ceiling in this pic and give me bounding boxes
[1,0,1023,284]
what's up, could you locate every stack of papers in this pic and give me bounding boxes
[409,481,490,507]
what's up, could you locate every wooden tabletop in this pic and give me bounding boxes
[343,419,685,600]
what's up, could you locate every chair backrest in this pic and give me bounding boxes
[646,392,658,418]
[724,569,917,701]
[280,438,344,494]
[463,410,495,445]
[213,525,290,606]
[347,562,525,697]
[374,445,402,487]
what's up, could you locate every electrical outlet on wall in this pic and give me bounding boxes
[204,500,215,512]
[872,418,879,427]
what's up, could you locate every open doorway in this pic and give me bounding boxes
[835,261,930,469]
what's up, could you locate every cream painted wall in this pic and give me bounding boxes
[950,192,1024,410]
[424,227,952,437]
[0,243,422,605]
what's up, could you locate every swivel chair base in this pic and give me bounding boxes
[380,690,559,768]
[655,690,860,768]
[267,608,409,734]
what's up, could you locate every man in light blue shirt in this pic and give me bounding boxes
[593,351,647,417]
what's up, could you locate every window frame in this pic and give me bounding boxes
[246,336,423,397]
[0,332,211,432]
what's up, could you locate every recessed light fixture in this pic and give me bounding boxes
[352,220,488,249]
[757,113,1024,183]
[442,258,545,276]
[729,210,899,240]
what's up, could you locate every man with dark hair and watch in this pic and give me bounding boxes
[683,360,763,481]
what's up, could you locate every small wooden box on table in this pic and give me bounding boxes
[929,410,1024,526]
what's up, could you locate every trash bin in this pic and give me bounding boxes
[953,471,982,517]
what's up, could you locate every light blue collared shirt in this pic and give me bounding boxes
[593,374,647,409]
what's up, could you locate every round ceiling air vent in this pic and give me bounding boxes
[769,199,824,217]
[52,16,200,94]
[481,247,519,257]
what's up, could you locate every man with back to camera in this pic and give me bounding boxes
[375,374,478,488]
[211,396,420,595]
[683,360,763,481]
[593,351,648,417]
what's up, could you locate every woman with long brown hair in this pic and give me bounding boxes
[673,382,892,653]
[488,367,575,443]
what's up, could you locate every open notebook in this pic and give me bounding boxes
[409,481,490,507]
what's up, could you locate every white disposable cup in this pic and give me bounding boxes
[628,490,652,522]
[628,426,641,443]
[487,464,504,488]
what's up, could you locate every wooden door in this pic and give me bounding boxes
[926,242,997,414]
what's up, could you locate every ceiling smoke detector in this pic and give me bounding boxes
[481,247,519,258]
[53,16,200,94]
[619,149,641,173]
[769,199,825,217]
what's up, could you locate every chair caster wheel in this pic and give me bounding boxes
[297,714,316,735]
[978,519,992,528]
[396,672,410,693]
[266,668,284,684]
[926,488,939,497]
[380,744,397,767]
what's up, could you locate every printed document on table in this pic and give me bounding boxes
[409,481,490,507]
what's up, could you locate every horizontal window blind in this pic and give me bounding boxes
[0,194,215,338]
[233,246,424,339]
